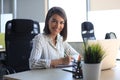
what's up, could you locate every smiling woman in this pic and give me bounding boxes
[48,0,87,42]
[29,7,80,69]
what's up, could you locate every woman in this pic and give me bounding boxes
[29,7,81,69]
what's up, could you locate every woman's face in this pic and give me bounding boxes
[48,14,65,36]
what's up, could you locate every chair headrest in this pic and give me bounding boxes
[82,22,94,31]
[12,19,34,33]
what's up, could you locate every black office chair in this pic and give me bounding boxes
[105,32,117,39]
[4,19,40,74]
[81,21,96,43]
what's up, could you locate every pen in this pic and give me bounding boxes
[62,69,75,73]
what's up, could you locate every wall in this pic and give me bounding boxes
[0,0,46,22]
[0,0,12,13]
[17,0,46,22]
[68,42,83,54]
[88,0,120,40]
[90,0,120,11]
[0,0,46,32]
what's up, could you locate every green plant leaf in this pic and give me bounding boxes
[83,42,105,63]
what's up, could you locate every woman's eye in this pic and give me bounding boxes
[51,20,57,23]
[60,22,65,24]
[51,19,64,25]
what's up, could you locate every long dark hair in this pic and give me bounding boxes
[43,7,67,41]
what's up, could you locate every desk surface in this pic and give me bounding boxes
[4,68,74,80]
[4,61,120,80]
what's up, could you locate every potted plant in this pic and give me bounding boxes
[82,42,105,80]
[83,43,105,64]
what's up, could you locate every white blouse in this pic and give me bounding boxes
[29,33,79,69]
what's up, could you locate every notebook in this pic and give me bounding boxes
[88,39,120,70]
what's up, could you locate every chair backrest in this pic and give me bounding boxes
[5,19,40,72]
[81,21,96,42]
[105,32,117,39]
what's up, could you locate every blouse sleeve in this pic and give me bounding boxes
[63,41,80,61]
[29,34,51,69]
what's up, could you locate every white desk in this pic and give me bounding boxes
[3,61,120,80]
[4,68,74,80]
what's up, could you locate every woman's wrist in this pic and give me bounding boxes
[59,58,64,64]
[50,59,62,67]
[60,57,68,65]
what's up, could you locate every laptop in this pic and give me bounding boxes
[62,39,120,72]
[88,39,120,70]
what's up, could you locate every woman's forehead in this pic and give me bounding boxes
[50,14,64,20]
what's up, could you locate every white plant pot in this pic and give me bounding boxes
[82,62,101,80]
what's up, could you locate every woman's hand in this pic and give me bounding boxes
[78,54,81,62]
[50,56,73,68]
[61,56,73,65]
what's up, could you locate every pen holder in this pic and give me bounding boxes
[72,61,83,79]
